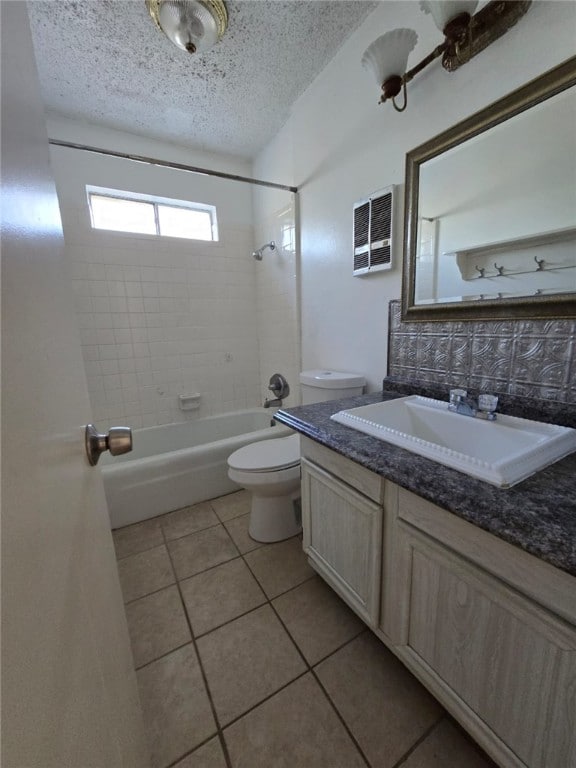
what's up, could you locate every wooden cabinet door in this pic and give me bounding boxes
[301,458,383,625]
[397,523,576,768]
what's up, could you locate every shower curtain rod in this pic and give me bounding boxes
[48,139,299,194]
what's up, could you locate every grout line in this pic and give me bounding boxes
[114,540,167,563]
[162,519,225,545]
[163,732,218,768]
[265,595,310,669]
[174,552,243,584]
[243,564,316,604]
[243,549,372,768]
[209,493,252,525]
[191,562,334,642]
[134,639,194,672]
[114,542,165,562]
[310,670,372,768]
[160,525,235,768]
[219,668,310,731]
[123,581,178,607]
[114,520,223,562]
[391,715,445,768]
[193,599,268,641]
[114,490,252,560]
[309,626,367,669]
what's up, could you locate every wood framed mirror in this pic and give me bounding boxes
[402,57,576,321]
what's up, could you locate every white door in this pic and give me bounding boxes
[1,4,149,766]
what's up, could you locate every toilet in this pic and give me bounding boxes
[227,370,365,543]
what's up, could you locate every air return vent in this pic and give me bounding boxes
[353,185,394,276]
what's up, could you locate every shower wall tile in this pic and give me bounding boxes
[387,300,576,403]
[49,138,275,431]
[63,216,261,430]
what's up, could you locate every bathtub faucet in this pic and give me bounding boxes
[264,373,290,409]
[264,397,283,408]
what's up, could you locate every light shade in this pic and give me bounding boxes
[361,28,418,86]
[419,1,479,32]
[147,0,228,54]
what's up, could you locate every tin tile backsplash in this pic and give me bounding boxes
[387,301,576,403]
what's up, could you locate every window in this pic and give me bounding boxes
[87,186,218,241]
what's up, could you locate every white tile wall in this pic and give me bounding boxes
[51,140,265,430]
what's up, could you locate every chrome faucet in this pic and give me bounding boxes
[448,389,499,421]
[263,373,290,409]
[264,397,283,409]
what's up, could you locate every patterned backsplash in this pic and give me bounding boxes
[387,300,576,403]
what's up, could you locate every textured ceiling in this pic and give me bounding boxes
[28,0,377,159]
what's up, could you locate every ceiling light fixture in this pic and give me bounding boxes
[362,1,531,112]
[146,0,228,55]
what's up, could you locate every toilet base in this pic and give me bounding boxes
[249,493,302,543]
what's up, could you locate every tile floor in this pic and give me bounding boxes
[113,490,497,768]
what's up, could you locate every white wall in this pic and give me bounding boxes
[49,118,261,429]
[253,0,576,392]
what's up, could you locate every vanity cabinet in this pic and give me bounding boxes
[394,519,576,768]
[301,457,383,625]
[300,437,576,768]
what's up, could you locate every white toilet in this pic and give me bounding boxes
[227,370,365,542]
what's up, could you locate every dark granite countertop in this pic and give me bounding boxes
[275,386,576,577]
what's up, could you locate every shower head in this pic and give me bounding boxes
[252,241,276,261]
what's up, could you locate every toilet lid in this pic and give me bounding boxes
[228,434,300,472]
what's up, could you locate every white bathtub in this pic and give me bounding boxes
[101,409,292,529]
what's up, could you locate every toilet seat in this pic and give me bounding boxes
[228,434,300,473]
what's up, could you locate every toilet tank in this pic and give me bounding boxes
[299,370,366,405]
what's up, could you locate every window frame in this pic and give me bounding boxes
[86,185,219,242]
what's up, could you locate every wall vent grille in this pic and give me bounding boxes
[353,185,394,276]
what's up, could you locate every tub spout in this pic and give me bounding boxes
[264,397,283,408]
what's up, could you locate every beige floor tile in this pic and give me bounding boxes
[316,632,443,768]
[402,719,496,768]
[172,738,227,768]
[223,513,264,554]
[125,585,191,668]
[244,537,315,599]
[118,544,175,603]
[161,502,219,542]
[181,558,266,637]
[224,673,366,768]
[272,577,364,664]
[211,490,251,522]
[137,644,217,768]
[112,517,163,560]
[167,526,238,580]
[197,604,306,725]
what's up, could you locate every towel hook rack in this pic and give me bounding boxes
[494,262,505,276]
[534,256,546,271]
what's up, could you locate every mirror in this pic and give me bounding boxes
[402,57,576,321]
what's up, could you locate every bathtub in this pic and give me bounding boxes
[101,409,292,529]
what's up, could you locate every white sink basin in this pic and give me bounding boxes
[331,396,576,488]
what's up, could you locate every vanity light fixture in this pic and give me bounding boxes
[146,0,228,54]
[362,0,531,112]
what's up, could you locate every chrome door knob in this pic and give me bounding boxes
[85,424,133,466]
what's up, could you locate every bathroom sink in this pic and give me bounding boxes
[331,396,576,487]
